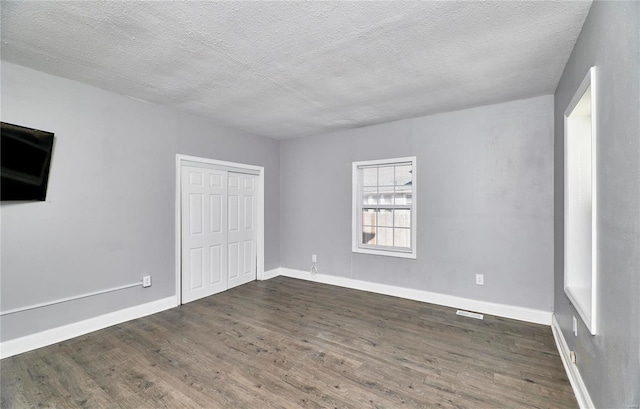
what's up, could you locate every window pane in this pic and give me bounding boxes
[378,209,393,227]
[377,227,393,247]
[363,168,377,186]
[394,228,411,248]
[362,225,376,245]
[396,193,412,205]
[395,165,412,186]
[392,194,406,205]
[378,166,394,186]
[394,209,410,228]
[405,193,413,204]
[362,209,376,226]
[378,186,394,205]
[404,193,413,205]
[394,185,411,205]
[363,187,377,205]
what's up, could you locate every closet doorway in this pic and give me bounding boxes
[175,155,264,305]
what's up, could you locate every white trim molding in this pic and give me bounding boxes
[563,66,598,335]
[0,297,177,359]
[260,268,282,281]
[272,268,551,325]
[551,315,595,409]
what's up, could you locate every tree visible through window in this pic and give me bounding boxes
[352,157,416,259]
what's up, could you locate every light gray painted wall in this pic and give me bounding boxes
[0,62,280,342]
[280,95,554,311]
[553,2,640,407]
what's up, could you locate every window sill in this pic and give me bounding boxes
[352,246,416,259]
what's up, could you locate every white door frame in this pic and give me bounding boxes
[175,154,265,305]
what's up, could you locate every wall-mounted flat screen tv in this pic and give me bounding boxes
[1,122,55,201]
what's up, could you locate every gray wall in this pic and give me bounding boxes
[0,62,280,342]
[280,95,554,312]
[553,1,640,407]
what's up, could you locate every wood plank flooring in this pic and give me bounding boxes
[1,277,577,408]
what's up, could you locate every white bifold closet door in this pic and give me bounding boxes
[181,166,257,304]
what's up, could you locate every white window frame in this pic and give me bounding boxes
[352,156,417,259]
[564,67,598,335]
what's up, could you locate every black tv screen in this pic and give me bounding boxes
[1,122,55,201]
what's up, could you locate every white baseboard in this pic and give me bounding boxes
[0,296,177,359]
[260,268,281,281]
[273,268,552,325]
[551,315,595,409]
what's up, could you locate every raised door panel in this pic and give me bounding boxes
[209,194,222,233]
[189,247,204,290]
[228,242,240,280]
[209,245,222,285]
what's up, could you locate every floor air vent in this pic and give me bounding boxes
[456,310,484,320]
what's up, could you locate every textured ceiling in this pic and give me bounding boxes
[1,1,592,139]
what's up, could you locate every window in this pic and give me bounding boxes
[564,67,597,335]
[352,157,417,259]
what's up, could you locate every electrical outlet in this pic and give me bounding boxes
[143,275,152,288]
[312,254,317,263]
[475,274,484,286]
[573,316,578,336]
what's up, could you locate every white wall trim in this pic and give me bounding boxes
[551,315,595,409]
[260,268,282,281]
[563,66,598,335]
[175,154,265,306]
[273,268,552,325]
[0,297,177,359]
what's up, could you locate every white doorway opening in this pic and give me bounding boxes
[175,154,265,305]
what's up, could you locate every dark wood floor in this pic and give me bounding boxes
[1,277,576,408]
